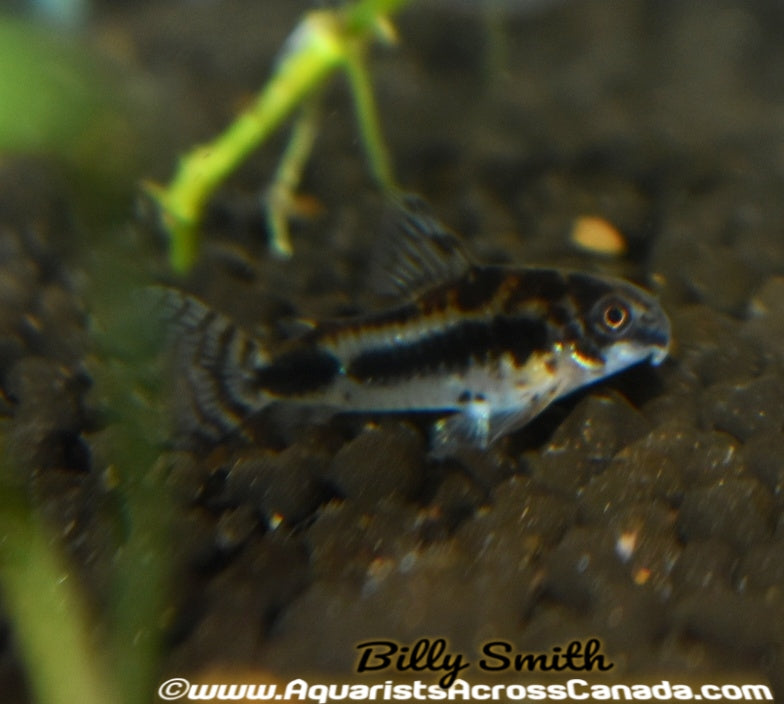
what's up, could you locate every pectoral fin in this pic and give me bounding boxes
[430,399,491,458]
[430,395,558,458]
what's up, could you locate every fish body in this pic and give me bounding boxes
[163,198,670,454]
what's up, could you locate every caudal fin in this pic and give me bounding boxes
[154,287,270,442]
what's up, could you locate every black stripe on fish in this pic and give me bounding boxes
[566,271,613,306]
[453,267,508,311]
[346,315,550,383]
[255,347,342,396]
[507,269,569,307]
[546,300,577,328]
[425,267,569,315]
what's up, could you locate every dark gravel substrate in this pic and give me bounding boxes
[2,0,784,700]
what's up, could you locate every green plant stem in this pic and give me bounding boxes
[150,0,413,273]
[344,0,412,32]
[151,10,345,272]
[0,488,117,704]
[86,252,173,704]
[344,40,396,192]
[266,95,322,258]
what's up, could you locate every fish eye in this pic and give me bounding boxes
[596,298,631,334]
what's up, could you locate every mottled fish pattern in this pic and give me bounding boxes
[159,196,670,455]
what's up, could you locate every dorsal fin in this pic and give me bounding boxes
[372,193,474,300]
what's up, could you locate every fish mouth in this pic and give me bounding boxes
[644,307,671,366]
[649,343,670,366]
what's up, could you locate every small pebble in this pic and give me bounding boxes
[740,430,784,496]
[736,542,784,594]
[570,215,627,255]
[674,585,784,653]
[528,393,649,494]
[329,421,425,508]
[215,505,258,553]
[700,374,784,442]
[676,478,774,550]
[742,276,784,364]
[224,445,329,527]
[543,526,627,610]
[670,539,736,593]
[306,497,423,582]
[578,432,684,522]
[672,305,763,387]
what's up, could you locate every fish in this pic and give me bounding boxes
[158,195,670,456]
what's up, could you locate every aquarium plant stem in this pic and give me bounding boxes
[265,94,322,258]
[343,38,396,192]
[149,10,344,272]
[150,0,412,273]
[0,487,117,704]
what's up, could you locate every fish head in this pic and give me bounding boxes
[563,272,671,379]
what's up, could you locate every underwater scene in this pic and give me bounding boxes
[0,0,783,702]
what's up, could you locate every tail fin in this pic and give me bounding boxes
[153,287,270,442]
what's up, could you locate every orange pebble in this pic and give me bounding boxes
[571,215,627,256]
